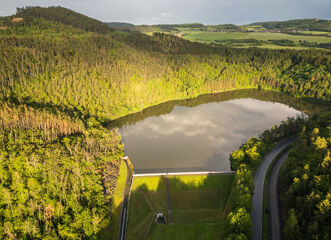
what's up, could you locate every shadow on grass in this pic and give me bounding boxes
[126,174,234,240]
[98,192,129,240]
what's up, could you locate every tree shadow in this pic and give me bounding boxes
[125,174,234,240]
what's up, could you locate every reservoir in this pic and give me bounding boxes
[110,89,321,173]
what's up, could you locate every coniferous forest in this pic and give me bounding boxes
[0,6,330,239]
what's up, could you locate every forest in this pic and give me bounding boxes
[279,113,330,240]
[250,19,331,32]
[228,112,330,240]
[0,6,330,239]
[228,116,307,239]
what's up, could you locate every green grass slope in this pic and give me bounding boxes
[127,175,234,240]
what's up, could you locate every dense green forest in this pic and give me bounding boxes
[0,102,124,239]
[0,7,330,122]
[279,113,331,240]
[227,116,307,239]
[249,19,331,32]
[228,112,331,239]
[0,6,330,239]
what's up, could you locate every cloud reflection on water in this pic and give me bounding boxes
[121,98,302,172]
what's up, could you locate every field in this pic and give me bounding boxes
[126,174,234,240]
[298,30,331,36]
[130,26,331,50]
[181,31,331,43]
[108,19,331,50]
[177,30,331,49]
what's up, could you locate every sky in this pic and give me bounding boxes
[1,0,331,25]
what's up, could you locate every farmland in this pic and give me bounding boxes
[107,19,331,50]
[161,29,331,49]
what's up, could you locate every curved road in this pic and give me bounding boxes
[252,137,295,240]
[268,150,289,240]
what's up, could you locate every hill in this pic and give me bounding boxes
[106,22,134,29]
[249,18,331,32]
[16,6,112,33]
[0,6,330,240]
[110,18,331,50]
[108,18,331,33]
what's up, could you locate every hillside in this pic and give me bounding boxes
[0,6,330,239]
[249,18,331,32]
[16,6,112,33]
[107,19,331,32]
[106,22,134,29]
[115,19,331,50]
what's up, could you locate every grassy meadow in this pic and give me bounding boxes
[107,18,331,49]
[126,174,234,240]
[130,25,331,50]
[180,31,331,43]
[177,30,331,49]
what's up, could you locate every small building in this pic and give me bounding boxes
[11,18,23,23]
[155,212,166,224]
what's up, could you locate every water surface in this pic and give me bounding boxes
[111,90,322,173]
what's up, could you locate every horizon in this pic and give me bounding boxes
[105,17,330,26]
[1,0,331,25]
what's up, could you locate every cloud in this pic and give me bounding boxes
[1,0,330,24]
[121,99,302,171]
[122,107,218,137]
[160,12,173,18]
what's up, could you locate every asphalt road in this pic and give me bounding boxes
[252,137,295,240]
[119,158,133,240]
[268,150,289,240]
